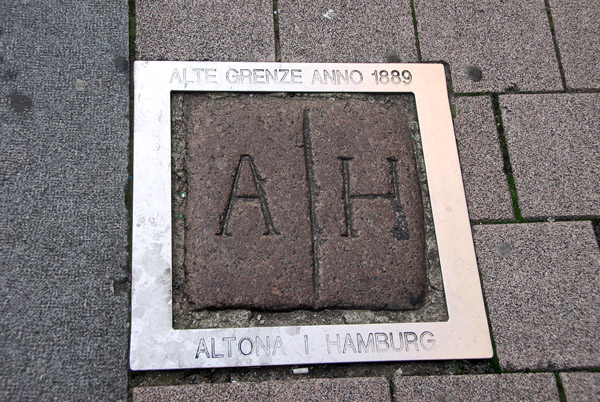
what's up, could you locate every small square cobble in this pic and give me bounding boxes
[548,0,600,89]
[473,221,600,371]
[453,96,513,221]
[183,96,426,311]
[393,373,559,401]
[415,0,562,93]
[135,0,274,61]
[278,0,417,63]
[501,93,600,218]
[133,377,391,401]
[559,372,600,402]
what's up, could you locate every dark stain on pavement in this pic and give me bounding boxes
[8,90,33,114]
[467,66,483,82]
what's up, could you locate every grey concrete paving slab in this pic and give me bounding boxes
[393,373,559,401]
[415,0,562,93]
[500,94,600,218]
[473,222,600,371]
[0,0,129,400]
[548,0,600,89]
[453,96,513,221]
[560,372,600,402]
[135,0,275,61]
[133,377,391,401]
[278,0,417,63]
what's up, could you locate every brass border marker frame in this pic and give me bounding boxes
[130,61,492,370]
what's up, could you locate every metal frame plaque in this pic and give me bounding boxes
[130,61,493,370]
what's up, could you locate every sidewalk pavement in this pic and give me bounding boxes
[2,0,599,400]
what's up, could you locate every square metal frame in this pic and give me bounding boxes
[130,61,492,370]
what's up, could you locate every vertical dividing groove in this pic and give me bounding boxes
[272,0,281,62]
[410,0,423,62]
[491,95,523,222]
[302,109,320,300]
[544,0,568,91]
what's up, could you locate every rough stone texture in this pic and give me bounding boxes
[182,96,426,310]
[184,97,314,309]
[415,0,562,93]
[278,0,418,63]
[560,372,600,402]
[393,373,559,401]
[0,0,129,400]
[473,222,600,371]
[133,377,391,401]
[309,99,426,309]
[501,94,600,218]
[453,96,513,221]
[549,0,600,89]
[135,0,275,61]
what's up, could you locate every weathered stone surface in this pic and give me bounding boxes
[549,0,600,89]
[184,97,313,309]
[133,377,391,401]
[183,96,426,310]
[473,221,600,370]
[278,0,417,63]
[560,372,600,402]
[500,94,600,218]
[415,0,562,93]
[309,99,426,309]
[393,373,559,401]
[135,0,275,61]
[453,96,513,221]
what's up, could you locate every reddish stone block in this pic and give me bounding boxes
[183,96,426,310]
[308,100,427,309]
[184,97,314,309]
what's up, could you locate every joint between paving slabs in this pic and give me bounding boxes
[491,94,522,222]
[409,0,422,62]
[554,372,568,402]
[592,219,600,252]
[543,0,568,92]
[472,237,503,374]
[272,0,281,62]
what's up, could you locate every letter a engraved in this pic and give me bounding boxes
[217,155,280,236]
[340,157,409,240]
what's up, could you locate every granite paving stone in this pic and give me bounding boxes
[548,0,600,89]
[560,372,600,402]
[133,377,391,401]
[308,99,427,309]
[415,0,562,93]
[500,94,600,218]
[0,0,129,400]
[473,221,600,371]
[453,96,513,221]
[135,0,275,61]
[393,373,559,401]
[278,0,417,63]
[184,96,314,310]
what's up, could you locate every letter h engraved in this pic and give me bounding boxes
[340,157,409,240]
